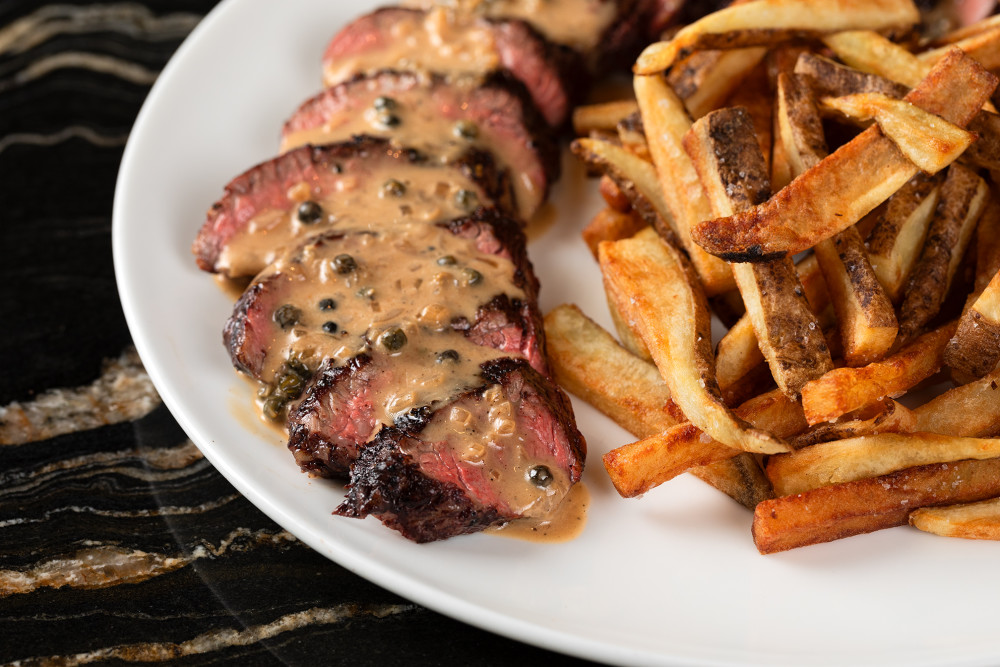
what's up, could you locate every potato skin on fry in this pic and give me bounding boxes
[753,457,1000,554]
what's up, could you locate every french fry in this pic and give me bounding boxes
[692,50,998,261]
[598,228,789,454]
[776,72,899,365]
[917,25,1000,72]
[684,106,833,399]
[965,111,1000,171]
[753,457,1000,553]
[800,321,957,425]
[865,173,942,302]
[571,138,676,239]
[616,112,651,160]
[633,73,736,295]
[820,93,974,174]
[604,387,806,497]
[931,13,1000,46]
[582,208,647,259]
[572,99,640,135]
[767,432,1000,496]
[914,367,1000,437]
[823,29,928,87]
[898,164,989,343]
[667,47,768,119]
[634,0,919,74]
[909,497,1000,540]
[975,191,1000,293]
[599,175,633,212]
[543,304,772,508]
[793,51,909,99]
[725,60,774,172]
[944,269,1000,379]
[790,398,915,447]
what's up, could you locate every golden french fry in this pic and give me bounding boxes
[616,112,651,160]
[800,321,957,425]
[692,50,997,261]
[913,367,1000,437]
[753,457,1000,553]
[931,13,1000,45]
[918,25,1000,72]
[790,398,915,447]
[598,228,789,454]
[581,208,647,259]
[944,269,1000,379]
[793,51,909,98]
[767,432,1000,496]
[635,0,919,74]
[824,30,929,87]
[572,100,640,135]
[898,164,988,343]
[633,73,736,295]
[866,173,943,302]
[599,175,633,212]
[820,93,974,174]
[668,47,768,119]
[604,387,806,497]
[909,497,1000,540]
[684,106,832,399]
[975,191,1000,293]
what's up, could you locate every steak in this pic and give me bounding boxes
[191,136,512,277]
[282,70,559,220]
[321,7,579,127]
[335,357,587,542]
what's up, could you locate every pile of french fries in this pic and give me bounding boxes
[553,0,1000,553]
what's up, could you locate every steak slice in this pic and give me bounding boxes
[321,7,579,127]
[335,357,587,543]
[282,70,559,221]
[192,136,511,277]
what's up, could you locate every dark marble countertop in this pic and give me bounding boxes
[0,2,598,664]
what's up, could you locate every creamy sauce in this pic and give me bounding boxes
[324,8,500,88]
[217,161,481,278]
[401,0,618,54]
[485,482,589,542]
[281,77,541,220]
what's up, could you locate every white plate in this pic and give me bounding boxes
[113,1,1000,665]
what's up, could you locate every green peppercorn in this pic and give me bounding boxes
[333,254,357,274]
[296,200,322,224]
[379,327,407,352]
[373,96,395,111]
[454,120,478,140]
[277,372,304,398]
[382,179,406,197]
[273,304,301,329]
[455,189,478,210]
[462,267,483,286]
[356,286,375,300]
[262,395,287,421]
[318,298,337,311]
[377,112,401,128]
[437,255,457,266]
[528,465,553,488]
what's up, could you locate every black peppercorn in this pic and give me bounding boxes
[436,349,460,363]
[528,465,553,488]
[333,254,357,274]
[322,321,338,334]
[318,298,337,311]
[296,200,322,224]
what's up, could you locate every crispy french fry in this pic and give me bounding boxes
[767,432,1000,496]
[918,25,1000,72]
[692,50,998,261]
[634,0,919,74]
[932,13,1000,46]
[793,51,909,99]
[582,208,647,259]
[633,73,736,295]
[944,269,1000,379]
[604,388,806,497]
[572,99,640,135]
[543,304,773,508]
[605,281,653,362]
[800,321,957,425]
[965,111,1000,171]
[909,497,1000,540]
[668,47,768,119]
[753,457,1000,553]
[866,173,943,302]
[776,72,899,365]
[598,228,789,454]
[684,106,832,399]
[820,93,974,174]
[824,29,929,87]
[790,398,915,447]
[599,175,632,212]
[725,61,774,172]
[898,164,989,342]
[616,112,651,160]
[571,138,676,239]
[975,191,1000,293]
[914,367,1000,437]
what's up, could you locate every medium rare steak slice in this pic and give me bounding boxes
[282,70,558,220]
[192,136,511,277]
[321,7,579,127]
[335,357,586,543]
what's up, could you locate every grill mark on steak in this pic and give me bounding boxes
[192,136,512,277]
[282,69,559,220]
[335,358,586,542]
[321,7,580,127]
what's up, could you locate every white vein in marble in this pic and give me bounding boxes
[0,125,128,155]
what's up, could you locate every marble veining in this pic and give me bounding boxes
[0,126,129,155]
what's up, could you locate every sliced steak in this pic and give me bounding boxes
[282,70,558,220]
[335,357,586,543]
[321,7,579,127]
[192,136,511,277]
